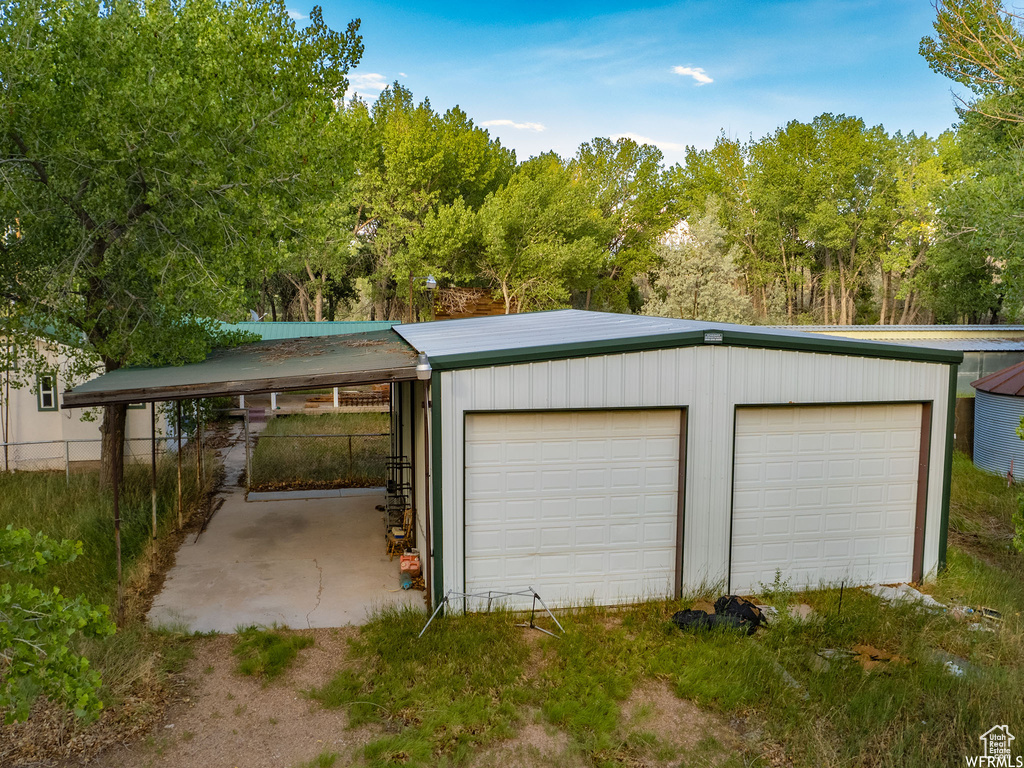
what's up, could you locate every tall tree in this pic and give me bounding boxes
[351,85,514,320]
[644,198,751,323]
[478,154,606,313]
[0,0,362,485]
[921,1,1024,322]
[569,137,677,312]
[921,0,1024,123]
[798,114,900,325]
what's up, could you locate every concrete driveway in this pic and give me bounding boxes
[148,426,424,634]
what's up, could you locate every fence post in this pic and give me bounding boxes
[64,440,70,485]
[176,401,183,529]
[333,387,339,408]
[244,409,252,492]
[348,435,353,470]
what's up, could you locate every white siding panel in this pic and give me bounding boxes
[437,348,951,599]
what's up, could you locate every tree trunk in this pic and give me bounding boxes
[879,268,889,325]
[100,401,127,490]
[779,233,793,320]
[899,290,915,325]
[838,258,849,325]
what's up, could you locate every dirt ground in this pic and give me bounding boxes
[98,635,757,768]
[100,628,379,768]
[83,628,750,768]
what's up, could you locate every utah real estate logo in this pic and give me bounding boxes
[967,725,1021,767]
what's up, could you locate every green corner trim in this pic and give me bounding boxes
[430,370,444,607]
[426,328,964,371]
[938,362,957,572]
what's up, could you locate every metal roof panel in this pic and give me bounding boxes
[395,310,963,367]
[63,329,418,408]
[972,360,1024,396]
[220,321,398,340]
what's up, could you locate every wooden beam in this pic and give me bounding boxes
[62,368,420,408]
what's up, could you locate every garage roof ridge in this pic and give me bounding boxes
[395,310,963,368]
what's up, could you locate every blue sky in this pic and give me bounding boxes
[300,1,962,166]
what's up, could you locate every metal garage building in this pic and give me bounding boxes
[393,311,961,604]
[65,310,961,612]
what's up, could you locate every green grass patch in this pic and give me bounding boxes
[293,752,339,768]
[251,412,390,490]
[0,449,214,720]
[949,451,1018,553]
[312,554,1024,768]
[0,454,210,605]
[233,625,315,682]
[310,606,531,766]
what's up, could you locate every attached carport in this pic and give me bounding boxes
[63,330,434,628]
[68,311,963,621]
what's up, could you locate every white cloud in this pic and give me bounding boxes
[480,119,546,132]
[348,73,389,93]
[287,9,307,21]
[611,132,686,152]
[398,72,408,78]
[672,65,713,85]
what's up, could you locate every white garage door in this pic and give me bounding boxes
[464,410,681,606]
[731,404,922,593]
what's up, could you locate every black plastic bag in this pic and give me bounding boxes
[670,609,748,634]
[714,595,768,632]
[670,595,767,636]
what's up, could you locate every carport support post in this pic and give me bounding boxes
[176,401,183,529]
[151,402,158,541]
[196,420,203,487]
[113,470,124,626]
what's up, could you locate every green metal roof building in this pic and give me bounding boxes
[67,310,961,611]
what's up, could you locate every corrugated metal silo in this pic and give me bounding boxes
[972,361,1024,480]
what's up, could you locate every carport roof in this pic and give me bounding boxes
[62,329,419,408]
[394,310,964,369]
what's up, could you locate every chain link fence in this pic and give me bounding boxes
[0,437,175,478]
[247,432,389,491]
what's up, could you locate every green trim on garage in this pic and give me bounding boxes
[939,363,958,571]
[430,370,445,607]
[424,328,963,372]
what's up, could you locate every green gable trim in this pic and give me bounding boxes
[938,362,957,572]
[425,327,964,371]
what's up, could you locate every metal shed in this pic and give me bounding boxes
[66,311,962,612]
[778,324,1024,396]
[393,310,961,605]
[971,362,1024,481]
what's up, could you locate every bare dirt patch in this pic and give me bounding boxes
[99,627,379,768]
[472,712,586,768]
[622,679,742,766]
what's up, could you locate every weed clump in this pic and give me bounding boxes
[233,625,314,682]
